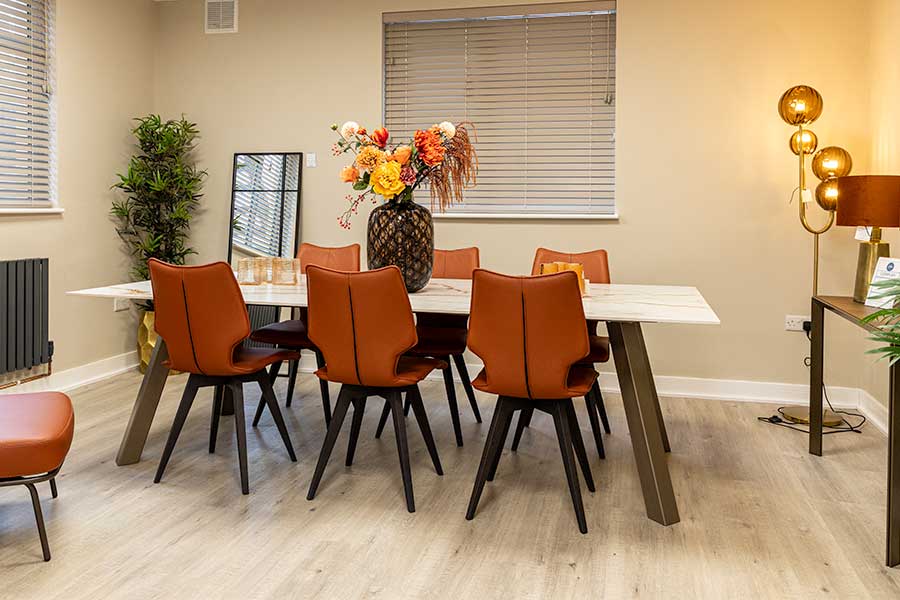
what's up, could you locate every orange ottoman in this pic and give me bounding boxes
[0,392,75,561]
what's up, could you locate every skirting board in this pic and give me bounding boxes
[0,350,888,435]
[0,351,139,395]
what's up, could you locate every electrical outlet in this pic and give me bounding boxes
[305,153,317,168]
[785,314,810,332]
[113,298,130,312]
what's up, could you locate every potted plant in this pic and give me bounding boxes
[332,120,477,292]
[112,115,206,372]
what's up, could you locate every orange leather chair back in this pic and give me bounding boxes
[531,247,611,284]
[149,259,250,376]
[298,242,360,273]
[468,269,589,399]
[307,265,417,387]
[432,247,480,279]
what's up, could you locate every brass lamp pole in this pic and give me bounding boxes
[779,85,852,295]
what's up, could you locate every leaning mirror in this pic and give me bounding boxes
[228,152,302,267]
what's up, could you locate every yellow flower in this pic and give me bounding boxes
[355,144,386,172]
[370,160,406,199]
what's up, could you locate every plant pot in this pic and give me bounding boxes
[367,200,434,292]
[137,310,158,374]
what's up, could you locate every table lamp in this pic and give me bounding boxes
[835,175,900,302]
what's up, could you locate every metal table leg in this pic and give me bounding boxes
[116,339,170,466]
[608,321,679,525]
[888,362,900,566]
[809,298,824,457]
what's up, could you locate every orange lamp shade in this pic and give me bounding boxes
[835,175,900,227]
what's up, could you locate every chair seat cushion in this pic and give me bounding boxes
[472,365,598,398]
[315,356,448,386]
[407,326,468,358]
[0,392,74,478]
[250,319,316,349]
[583,335,610,364]
[231,347,301,374]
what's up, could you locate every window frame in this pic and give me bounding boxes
[381,1,617,221]
[0,0,60,216]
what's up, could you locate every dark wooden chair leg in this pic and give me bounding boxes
[285,359,299,407]
[550,401,588,534]
[466,397,511,520]
[592,380,611,434]
[252,361,283,427]
[407,385,443,475]
[486,403,515,482]
[257,372,297,462]
[452,354,482,423]
[584,389,606,459]
[346,395,365,466]
[374,400,391,439]
[510,407,534,452]
[441,359,464,447]
[388,391,416,512]
[315,350,332,425]
[231,382,250,495]
[210,385,222,454]
[565,399,595,492]
[307,386,354,500]
[24,483,50,561]
[49,478,57,499]
[155,375,201,484]
[403,393,412,416]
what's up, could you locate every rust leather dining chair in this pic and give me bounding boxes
[251,242,360,427]
[305,265,444,513]
[465,269,597,533]
[511,247,613,459]
[0,392,74,561]
[374,247,482,447]
[149,259,299,495]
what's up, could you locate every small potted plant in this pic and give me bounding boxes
[111,115,206,372]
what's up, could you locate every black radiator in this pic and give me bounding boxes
[0,258,52,375]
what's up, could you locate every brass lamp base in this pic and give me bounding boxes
[853,238,890,303]
[780,405,844,428]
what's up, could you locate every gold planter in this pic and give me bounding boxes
[137,310,159,374]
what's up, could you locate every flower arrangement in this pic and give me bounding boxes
[331,120,477,228]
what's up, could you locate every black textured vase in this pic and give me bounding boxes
[367,200,434,292]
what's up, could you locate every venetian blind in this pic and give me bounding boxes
[0,0,53,209]
[384,1,616,217]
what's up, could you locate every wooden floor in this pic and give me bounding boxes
[1,370,899,599]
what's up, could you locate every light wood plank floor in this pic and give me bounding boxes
[1,370,899,599]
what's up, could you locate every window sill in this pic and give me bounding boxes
[432,212,619,221]
[0,207,64,216]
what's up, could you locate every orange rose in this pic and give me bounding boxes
[340,165,359,182]
[414,129,446,166]
[371,127,390,148]
[390,145,412,165]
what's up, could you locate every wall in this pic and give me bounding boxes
[0,0,158,372]
[153,0,880,395]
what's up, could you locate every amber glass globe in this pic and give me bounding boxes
[789,129,818,155]
[778,85,823,125]
[811,146,852,180]
[815,178,839,211]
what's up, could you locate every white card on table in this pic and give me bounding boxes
[865,257,900,308]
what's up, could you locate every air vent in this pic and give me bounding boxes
[206,0,238,34]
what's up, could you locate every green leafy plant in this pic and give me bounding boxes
[111,115,207,288]
[860,278,900,363]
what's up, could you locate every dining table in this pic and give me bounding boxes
[69,276,720,527]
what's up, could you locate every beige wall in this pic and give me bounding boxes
[0,0,157,371]
[152,0,882,394]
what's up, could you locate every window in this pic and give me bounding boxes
[230,153,301,259]
[384,1,616,218]
[0,0,55,212]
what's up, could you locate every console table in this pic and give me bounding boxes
[810,295,900,566]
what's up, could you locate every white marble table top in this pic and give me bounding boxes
[69,277,719,325]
